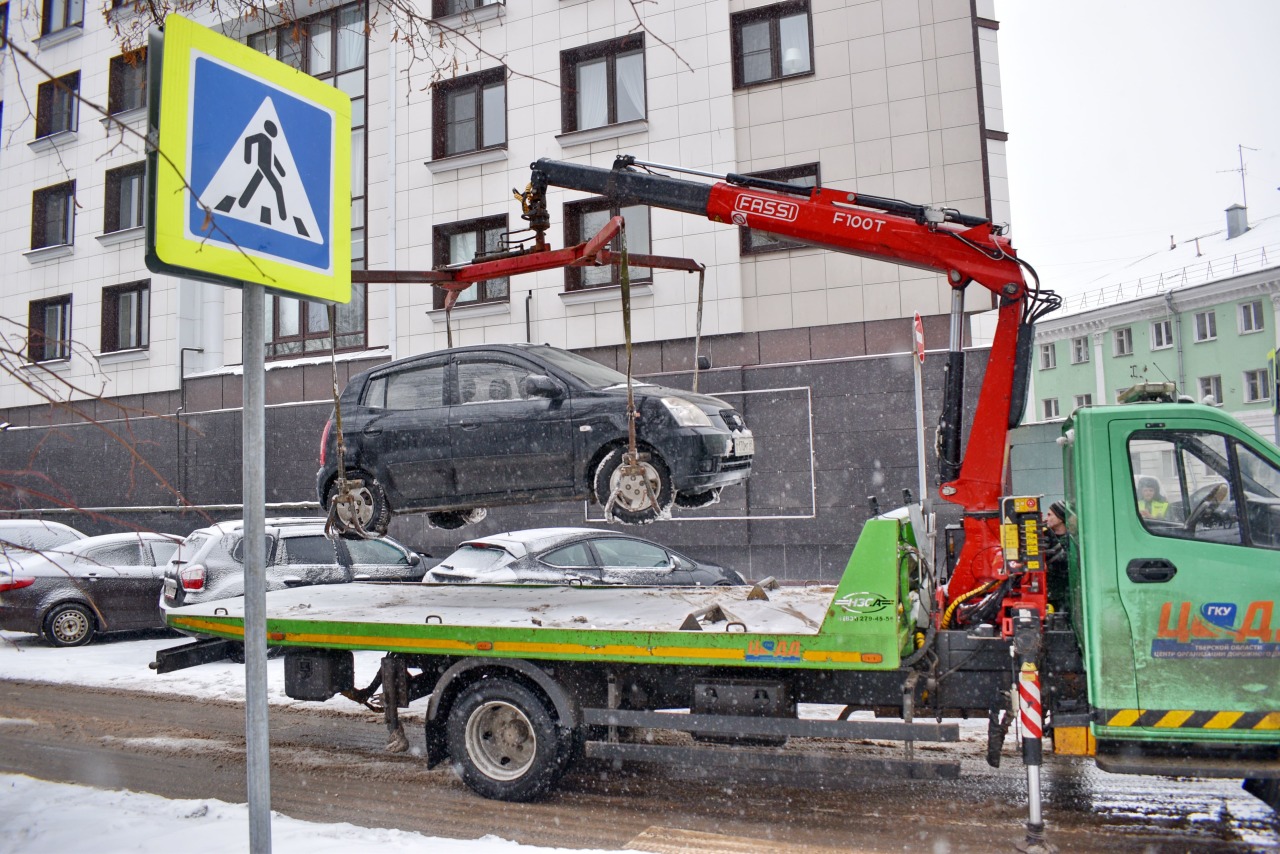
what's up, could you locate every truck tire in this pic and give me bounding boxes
[1244,777,1279,812]
[446,677,566,802]
[593,448,674,525]
[42,602,95,647]
[326,474,391,536]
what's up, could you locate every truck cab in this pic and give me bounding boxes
[1063,398,1279,771]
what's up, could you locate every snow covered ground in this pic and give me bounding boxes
[0,630,619,853]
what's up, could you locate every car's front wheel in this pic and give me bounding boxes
[42,602,95,647]
[446,677,567,802]
[326,473,391,536]
[593,448,674,525]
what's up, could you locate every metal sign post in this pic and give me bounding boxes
[242,283,270,852]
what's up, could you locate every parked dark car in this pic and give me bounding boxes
[0,531,182,646]
[317,343,754,533]
[424,527,746,587]
[161,518,426,610]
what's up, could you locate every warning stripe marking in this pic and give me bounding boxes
[1100,709,1280,730]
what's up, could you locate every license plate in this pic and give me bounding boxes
[732,432,755,457]
[163,578,177,599]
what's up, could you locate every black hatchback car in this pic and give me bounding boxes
[317,344,754,532]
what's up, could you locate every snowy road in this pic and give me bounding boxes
[1,630,1277,853]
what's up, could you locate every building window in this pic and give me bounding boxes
[1151,319,1172,350]
[433,216,510,309]
[1198,375,1222,405]
[1041,398,1060,420]
[251,2,368,357]
[101,281,149,352]
[1239,300,1265,334]
[108,49,147,115]
[1071,336,1089,364]
[563,198,651,291]
[1244,369,1270,403]
[1074,394,1092,409]
[738,163,819,254]
[731,0,812,88]
[432,67,506,160]
[35,71,79,138]
[1113,327,1133,357]
[28,296,71,362]
[41,0,82,35]
[561,34,645,133]
[1039,342,1057,370]
[104,163,146,233]
[1194,310,1216,342]
[32,181,76,249]
[432,0,501,16]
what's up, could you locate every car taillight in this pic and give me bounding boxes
[0,576,35,593]
[319,419,332,466]
[179,565,206,591]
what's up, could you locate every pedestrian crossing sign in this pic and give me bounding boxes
[147,14,351,303]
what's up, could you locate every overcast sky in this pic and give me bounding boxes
[992,1,1280,301]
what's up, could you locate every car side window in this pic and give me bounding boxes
[149,541,179,566]
[279,535,340,565]
[541,542,594,568]
[1236,443,1280,550]
[344,537,410,566]
[593,538,669,567]
[83,542,142,566]
[370,364,446,411]
[231,535,277,565]
[457,359,536,404]
[1128,432,1245,546]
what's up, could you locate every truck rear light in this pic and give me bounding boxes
[0,576,35,593]
[179,565,206,591]
[319,419,332,466]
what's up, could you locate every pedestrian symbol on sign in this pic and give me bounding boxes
[199,98,322,244]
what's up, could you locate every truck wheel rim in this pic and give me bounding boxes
[609,462,660,512]
[52,610,89,644]
[466,700,536,781]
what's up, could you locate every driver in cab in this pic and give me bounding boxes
[1136,476,1168,520]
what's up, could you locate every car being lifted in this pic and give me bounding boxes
[316,343,754,533]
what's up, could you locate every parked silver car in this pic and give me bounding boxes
[424,527,746,587]
[161,518,426,610]
[0,531,182,646]
[1,519,88,568]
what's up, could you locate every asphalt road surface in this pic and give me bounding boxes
[0,679,1276,853]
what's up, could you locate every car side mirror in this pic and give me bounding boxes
[522,375,563,399]
[696,353,712,370]
[409,552,423,566]
[282,575,305,587]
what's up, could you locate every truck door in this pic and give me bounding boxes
[449,355,574,499]
[1113,425,1280,721]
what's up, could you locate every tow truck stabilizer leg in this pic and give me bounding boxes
[1013,611,1057,854]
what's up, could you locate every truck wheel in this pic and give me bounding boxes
[42,602,95,647]
[1244,777,1279,811]
[446,678,565,802]
[326,474,391,536]
[593,448,674,525]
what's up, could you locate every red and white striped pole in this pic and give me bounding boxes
[1018,659,1048,849]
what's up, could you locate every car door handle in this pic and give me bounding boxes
[1126,558,1178,583]
[362,426,382,436]
[458,422,482,430]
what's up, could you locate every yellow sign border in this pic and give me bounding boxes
[151,14,351,302]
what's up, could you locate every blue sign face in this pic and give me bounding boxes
[187,55,335,273]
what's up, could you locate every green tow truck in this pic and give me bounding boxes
[159,158,1279,839]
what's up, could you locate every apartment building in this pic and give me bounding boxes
[0,0,1013,577]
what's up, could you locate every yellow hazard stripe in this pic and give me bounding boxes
[1103,709,1280,730]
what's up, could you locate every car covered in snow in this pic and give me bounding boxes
[1,519,88,568]
[161,518,426,610]
[317,343,754,533]
[424,527,746,587]
[0,531,182,646]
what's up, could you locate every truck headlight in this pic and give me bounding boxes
[660,397,713,428]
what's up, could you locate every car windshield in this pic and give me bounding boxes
[527,346,631,390]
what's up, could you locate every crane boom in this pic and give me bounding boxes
[526,156,1061,624]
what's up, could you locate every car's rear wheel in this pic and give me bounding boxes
[326,474,391,536]
[593,448,674,525]
[42,602,95,647]
[446,677,566,802]
[427,508,488,530]
[674,487,722,509]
